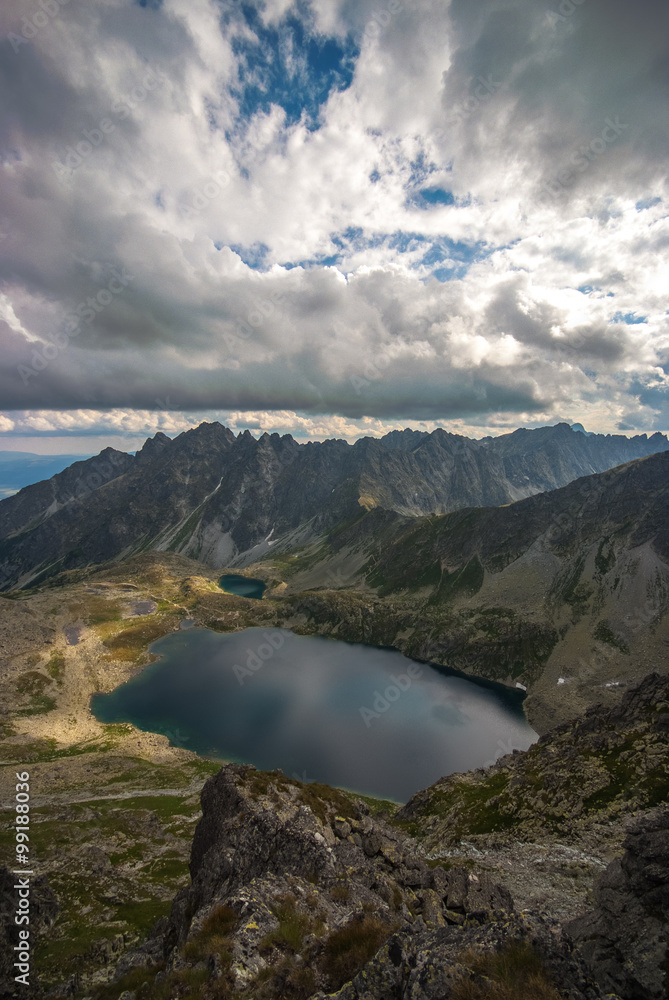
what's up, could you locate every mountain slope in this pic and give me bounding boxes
[0,451,94,498]
[256,450,669,729]
[0,422,666,590]
[0,447,133,543]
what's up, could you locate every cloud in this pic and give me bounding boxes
[0,0,667,442]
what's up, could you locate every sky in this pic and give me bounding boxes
[0,0,668,454]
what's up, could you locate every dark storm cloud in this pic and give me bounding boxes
[0,0,666,432]
[442,0,669,199]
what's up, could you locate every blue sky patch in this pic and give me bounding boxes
[229,8,358,129]
[613,312,647,325]
[635,196,661,212]
[419,187,455,206]
[222,242,271,269]
[277,229,493,280]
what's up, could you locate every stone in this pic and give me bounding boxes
[568,805,669,999]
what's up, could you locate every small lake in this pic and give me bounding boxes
[219,574,267,600]
[91,628,537,802]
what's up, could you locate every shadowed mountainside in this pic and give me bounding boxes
[0,421,667,590]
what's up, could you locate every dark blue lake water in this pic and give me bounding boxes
[91,628,537,802]
[219,575,266,599]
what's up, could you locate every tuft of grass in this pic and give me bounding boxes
[260,895,311,954]
[16,670,51,695]
[450,941,562,1000]
[45,652,66,684]
[322,915,395,989]
[247,954,316,1000]
[330,882,350,903]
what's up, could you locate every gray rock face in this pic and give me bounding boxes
[115,765,611,1000]
[0,448,132,543]
[314,914,608,1000]
[568,806,669,1000]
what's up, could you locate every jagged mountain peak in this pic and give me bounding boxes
[135,430,172,461]
[1,421,668,590]
[379,427,430,451]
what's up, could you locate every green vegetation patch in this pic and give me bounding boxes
[593,619,630,654]
[322,914,396,990]
[84,596,122,625]
[101,615,180,662]
[245,769,356,824]
[432,556,485,604]
[260,894,311,953]
[16,670,52,696]
[413,772,518,838]
[451,940,561,1000]
[46,651,66,684]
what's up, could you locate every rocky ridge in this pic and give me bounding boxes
[398,672,669,853]
[109,766,608,1000]
[1,421,667,590]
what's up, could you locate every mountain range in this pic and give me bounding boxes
[1,421,667,591]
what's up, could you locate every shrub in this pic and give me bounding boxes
[46,652,66,684]
[322,915,394,988]
[260,895,311,954]
[330,883,350,903]
[182,904,237,963]
[449,941,562,1000]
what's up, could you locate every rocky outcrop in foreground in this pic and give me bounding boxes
[108,765,609,1000]
[568,805,669,1000]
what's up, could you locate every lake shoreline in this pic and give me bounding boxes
[91,625,538,803]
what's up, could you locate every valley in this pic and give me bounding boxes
[0,427,668,998]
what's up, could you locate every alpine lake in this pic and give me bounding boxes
[92,577,537,802]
